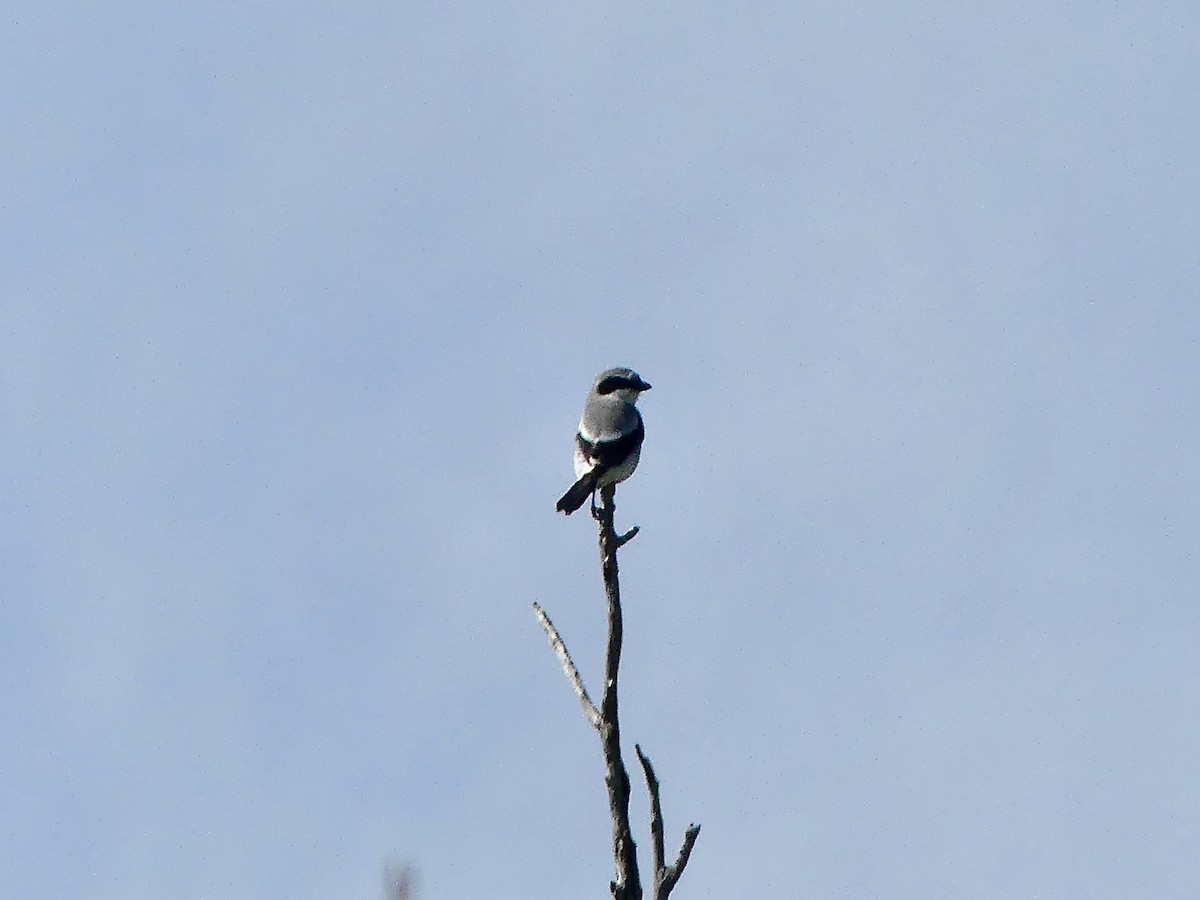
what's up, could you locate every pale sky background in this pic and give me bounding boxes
[3,2,1198,898]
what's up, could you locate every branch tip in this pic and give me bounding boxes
[662,824,701,895]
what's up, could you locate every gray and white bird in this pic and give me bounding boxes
[556,367,652,515]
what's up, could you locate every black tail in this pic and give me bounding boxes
[556,471,599,514]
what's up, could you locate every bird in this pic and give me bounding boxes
[556,367,652,515]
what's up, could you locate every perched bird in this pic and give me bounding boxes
[556,367,652,515]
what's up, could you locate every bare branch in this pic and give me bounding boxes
[662,825,702,897]
[635,744,665,877]
[533,601,601,730]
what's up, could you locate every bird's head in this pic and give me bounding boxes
[593,367,652,404]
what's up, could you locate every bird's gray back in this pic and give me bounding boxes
[580,394,641,442]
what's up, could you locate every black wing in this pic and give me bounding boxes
[576,414,644,471]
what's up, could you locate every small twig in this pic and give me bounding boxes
[592,491,639,547]
[533,602,601,730]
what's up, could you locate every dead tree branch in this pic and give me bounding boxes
[594,484,641,899]
[533,601,601,729]
[535,483,700,900]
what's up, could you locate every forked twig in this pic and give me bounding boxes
[636,745,702,900]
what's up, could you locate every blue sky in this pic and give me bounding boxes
[3,2,1198,897]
